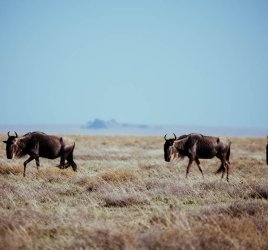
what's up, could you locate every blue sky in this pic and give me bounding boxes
[0,0,267,128]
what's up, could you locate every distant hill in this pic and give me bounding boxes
[85,119,149,129]
[85,119,119,129]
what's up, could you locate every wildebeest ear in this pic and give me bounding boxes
[3,141,7,144]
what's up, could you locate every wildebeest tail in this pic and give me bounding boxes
[70,142,75,156]
[67,142,75,162]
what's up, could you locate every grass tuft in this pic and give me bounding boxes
[32,167,74,183]
[99,168,138,183]
[0,161,23,175]
[248,183,268,199]
[102,192,148,207]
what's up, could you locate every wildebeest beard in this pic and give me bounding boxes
[171,146,185,161]
[13,141,27,158]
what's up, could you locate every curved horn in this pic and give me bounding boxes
[14,132,18,138]
[7,131,10,137]
[173,133,177,140]
[164,134,167,141]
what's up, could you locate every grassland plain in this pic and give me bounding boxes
[0,134,268,250]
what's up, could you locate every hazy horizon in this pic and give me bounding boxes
[0,118,267,130]
[0,122,267,137]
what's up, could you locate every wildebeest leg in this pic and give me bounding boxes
[186,159,193,178]
[217,153,227,181]
[35,156,40,170]
[67,152,77,171]
[55,161,70,169]
[70,161,77,171]
[220,163,226,180]
[59,154,67,169]
[225,162,230,182]
[226,149,231,181]
[195,159,204,178]
[23,156,34,177]
[63,162,71,168]
[30,142,40,171]
[220,159,230,182]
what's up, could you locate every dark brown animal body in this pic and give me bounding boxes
[266,136,268,165]
[164,133,231,181]
[3,131,77,177]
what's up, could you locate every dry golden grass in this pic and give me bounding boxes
[0,134,268,249]
[0,159,24,175]
[99,168,138,183]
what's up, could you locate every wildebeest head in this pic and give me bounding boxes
[163,133,177,162]
[3,131,18,159]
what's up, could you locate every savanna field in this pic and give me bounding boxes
[0,134,268,250]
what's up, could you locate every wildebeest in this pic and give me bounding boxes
[164,133,231,181]
[3,131,77,177]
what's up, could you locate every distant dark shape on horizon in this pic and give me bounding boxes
[3,131,77,177]
[164,133,231,181]
[84,119,148,130]
[86,119,119,129]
